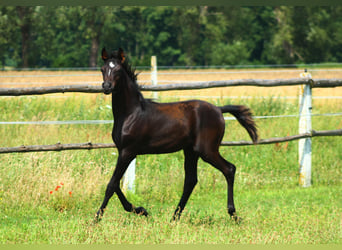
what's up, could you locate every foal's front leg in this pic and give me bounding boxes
[95,154,148,221]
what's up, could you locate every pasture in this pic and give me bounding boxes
[0,68,341,244]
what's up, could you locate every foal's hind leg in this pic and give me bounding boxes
[201,151,238,220]
[95,152,147,221]
[172,149,199,221]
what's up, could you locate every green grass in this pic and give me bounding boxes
[0,94,341,244]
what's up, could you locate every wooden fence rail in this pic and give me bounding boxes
[1,72,341,189]
[1,129,341,154]
[1,78,342,96]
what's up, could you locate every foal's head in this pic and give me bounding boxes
[101,48,126,95]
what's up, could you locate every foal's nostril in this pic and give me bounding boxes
[102,82,112,94]
[102,81,110,89]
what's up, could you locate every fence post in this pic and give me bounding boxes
[151,55,158,100]
[298,69,312,187]
[122,158,136,193]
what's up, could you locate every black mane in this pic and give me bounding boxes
[118,57,149,108]
[122,61,139,85]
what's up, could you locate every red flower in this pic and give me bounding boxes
[60,182,64,186]
[49,191,53,194]
[55,185,62,191]
[68,191,72,197]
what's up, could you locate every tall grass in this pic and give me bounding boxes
[0,94,341,244]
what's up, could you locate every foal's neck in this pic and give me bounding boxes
[111,74,144,119]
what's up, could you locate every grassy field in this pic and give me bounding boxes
[0,69,341,244]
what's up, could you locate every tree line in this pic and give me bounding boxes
[1,6,342,69]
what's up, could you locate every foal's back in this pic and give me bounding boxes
[126,100,225,155]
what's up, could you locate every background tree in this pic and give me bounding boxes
[0,7,20,68]
[1,6,342,68]
[16,6,35,68]
[85,7,106,68]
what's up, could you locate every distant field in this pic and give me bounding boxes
[1,68,342,98]
[0,68,341,243]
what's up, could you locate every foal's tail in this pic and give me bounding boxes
[219,105,258,144]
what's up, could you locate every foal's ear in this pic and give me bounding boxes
[102,48,109,61]
[118,48,125,63]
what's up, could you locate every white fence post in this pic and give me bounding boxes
[298,69,312,187]
[122,158,136,193]
[151,55,158,100]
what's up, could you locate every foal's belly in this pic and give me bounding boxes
[139,128,193,154]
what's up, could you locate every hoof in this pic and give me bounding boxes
[94,209,104,223]
[133,206,148,216]
[228,208,242,224]
[228,207,236,216]
[230,213,242,224]
[93,215,101,224]
[171,214,180,222]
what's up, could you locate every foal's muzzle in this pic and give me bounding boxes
[102,81,113,95]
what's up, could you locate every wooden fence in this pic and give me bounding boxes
[0,129,341,154]
[0,78,341,96]
[1,71,342,189]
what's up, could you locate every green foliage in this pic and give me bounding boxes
[210,41,250,65]
[2,6,342,69]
